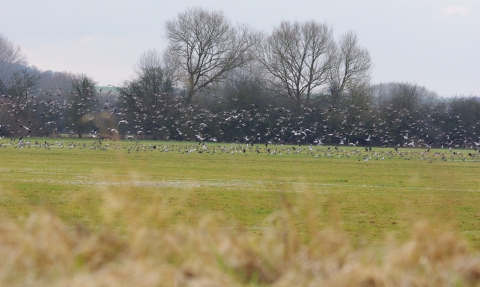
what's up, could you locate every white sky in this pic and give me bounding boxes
[1,0,479,96]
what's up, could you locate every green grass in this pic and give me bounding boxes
[1,138,480,249]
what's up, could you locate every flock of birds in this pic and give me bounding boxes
[2,86,480,164]
[112,102,480,152]
[1,138,479,163]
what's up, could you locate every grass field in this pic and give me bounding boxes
[1,138,480,285]
[1,138,480,244]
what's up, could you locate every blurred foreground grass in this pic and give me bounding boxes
[1,139,480,285]
[1,193,480,286]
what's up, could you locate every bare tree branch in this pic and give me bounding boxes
[8,68,41,105]
[257,20,335,107]
[67,74,97,138]
[328,31,372,108]
[0,33,28,91]
[165,7,260,103]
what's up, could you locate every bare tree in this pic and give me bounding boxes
[31,70,74,136]
[118,50,177,139]
[375,82,427,111]
[341,81,374,130]
[258,20,335,107]
[0,33,28,94]
[165,7,259,103]
[0,36,40,126]
[8,67,41,105]
[135,50,163,74]
[328,31,372,108]
[67,74,97,138]
[133,49,174,92]
[0,34,27,67]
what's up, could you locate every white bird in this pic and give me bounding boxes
[224,115,239,121]
[196,134,205,141]
[314,138,323,145]
[349,140,359,147]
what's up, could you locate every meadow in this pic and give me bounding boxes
[1,138,480,286]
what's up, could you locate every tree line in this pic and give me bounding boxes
[1,8,479,149]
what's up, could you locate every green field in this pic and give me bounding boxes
[1,138,480,249]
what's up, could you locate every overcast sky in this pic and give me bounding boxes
[1,0,479,96]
